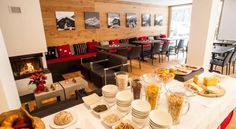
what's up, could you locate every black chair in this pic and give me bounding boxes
[175,39,185,57]
[228,51,236,74]
[117,48,129,57]
[80,51,109,80]
[211,51,233,74]
[128,46,142,71]
[90,53,128,88]
[160,40,170,62]
[150,42,161,65]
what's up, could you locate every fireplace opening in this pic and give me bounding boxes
[9,53,48,80]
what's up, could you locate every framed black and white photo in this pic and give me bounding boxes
[108,12,120,28]
[84,12,100,29]
[154,14,164,26]
[55,11,75,31]
[141,14,151,27]
[126,13,137,28]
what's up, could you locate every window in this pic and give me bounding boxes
[169,5,192,39]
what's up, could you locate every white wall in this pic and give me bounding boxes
[218,0,236,41]
[187,0,222,69]
[0,29,21,113]
[0,0,47,57]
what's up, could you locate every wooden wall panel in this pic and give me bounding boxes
[40,0,168,46]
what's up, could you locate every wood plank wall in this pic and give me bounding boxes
[40,0,168,46]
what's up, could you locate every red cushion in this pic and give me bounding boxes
[143,44,151,48]
[220,111,234,129]
[160,34,167,38]
[57,44,72,58]
[47,52,96,64]
[109,49,117,53]
[128,47,132,51]
[138,36,148,41]
[87,41,98,52]
[109,39,120,45]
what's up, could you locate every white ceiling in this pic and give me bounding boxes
[120,0,192,6]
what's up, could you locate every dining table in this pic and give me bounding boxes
[41,71,236,129]
[209,46,235,72]
[131,40,162,61]
[96,43,133,51]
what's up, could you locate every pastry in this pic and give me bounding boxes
[54,111,73,126]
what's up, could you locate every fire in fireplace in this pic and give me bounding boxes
[9,53,47,80]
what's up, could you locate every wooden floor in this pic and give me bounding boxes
[32,54,236,128]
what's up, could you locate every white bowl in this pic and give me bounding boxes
[102,84,118,94]
[132,100,151,113]
[104,97,116,103]
[132,116,147,124]
[117,105,131,112]
[149,109,172,128]
[116,90,132,102]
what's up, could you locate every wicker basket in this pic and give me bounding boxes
[0,107,45,129]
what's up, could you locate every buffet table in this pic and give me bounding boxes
[42,72,236,129]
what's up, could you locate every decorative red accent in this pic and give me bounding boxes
[128,47,132,51]
[108,49,117,53]
[160,34,167,38]
[143,44,151,48]
[109,39,120,45]
[220,111,234,129]
[138,36,148,41]
[56,44,72,58]
[47,52,97,64]
[87,41,98,52]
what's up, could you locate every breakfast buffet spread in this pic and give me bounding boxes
[2,64,236,129]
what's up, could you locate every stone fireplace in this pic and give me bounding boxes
[9,53,53,96]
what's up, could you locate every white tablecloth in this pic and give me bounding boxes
[42,72,236,129]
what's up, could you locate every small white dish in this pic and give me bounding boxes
[90,101,109,117]
[149,109,172,128]
[49,110,77,129]
[112,119,138,129]
[101,110,122,127]
[82,93,101,107]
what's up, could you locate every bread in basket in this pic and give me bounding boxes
[0,106,45,129]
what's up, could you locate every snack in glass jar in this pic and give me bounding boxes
[146,83,159,110]
[115,72,129,90]
[131,79,142,100]
[167,93,184,124]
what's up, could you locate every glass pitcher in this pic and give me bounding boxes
[114,71,129,91]
[166,85,190,125]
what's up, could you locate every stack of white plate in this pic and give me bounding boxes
[131,100,151,124]
[149,109,172,129]
[116,90,132,112]
[102,84,118,103]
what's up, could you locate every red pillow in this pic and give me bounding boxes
[109,39,120,45]
[160,34,167,38]
[87,41,98,52]
[57,44,72,58]
[138,36,148,41]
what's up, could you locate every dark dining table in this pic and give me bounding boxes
[213,41,236,47]
[131,40,162,61]
[96,43,133,51]
[209,46,235,72]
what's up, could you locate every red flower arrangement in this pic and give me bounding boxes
[29,73,47,94]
